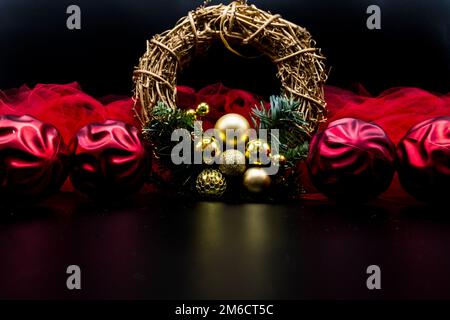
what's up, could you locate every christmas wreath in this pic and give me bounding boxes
[132,0,328,200]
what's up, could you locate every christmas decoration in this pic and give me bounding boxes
[271,154,287,167]
[131,0,327,201]
[196,169,227,198]
[243,168,272,193]
[219,149,246,176]
[196,102,210,117]
[194,136,221,165]
[186,109,197,119]
[0,114,68,203]
[396,116,450,203]
[307,118,396,202]
[70,120,149,198]
[1,81,449,204]
[246,139,271,165]
[143,101,195,158]
[214,113,250,147]
[251,96,310,168]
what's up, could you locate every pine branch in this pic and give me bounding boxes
[251,96,311,166]
[143,101,195,157]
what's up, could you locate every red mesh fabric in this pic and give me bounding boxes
[0,83,138,143]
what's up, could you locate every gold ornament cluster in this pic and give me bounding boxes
[133,0,328,136]
[194,112,286,197]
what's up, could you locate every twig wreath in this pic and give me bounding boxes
[133,0,327,134]
[132,0,328,200]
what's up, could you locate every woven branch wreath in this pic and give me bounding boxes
[133,0,328,135]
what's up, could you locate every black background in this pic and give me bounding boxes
[0,0,449,96]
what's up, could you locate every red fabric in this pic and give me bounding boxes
[324,86,450,144]
[177,83,268,129]
[0,83,138,143]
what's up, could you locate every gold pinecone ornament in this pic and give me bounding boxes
[196,169,227,198]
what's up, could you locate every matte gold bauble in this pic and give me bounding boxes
[243,168,271,193]
[196,102,210,117]
[246,139,271,165]
[196,169,227,198]
[219,149,246,176]
[214,113,250,147]
[194,137,221,165]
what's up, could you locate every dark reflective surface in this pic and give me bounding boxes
[1,192,450,299]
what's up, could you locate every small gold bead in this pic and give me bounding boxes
[186,109,197,119]
[271,154,287,167]
[196,102,210,117]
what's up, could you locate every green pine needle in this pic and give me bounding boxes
[251,96,310,166]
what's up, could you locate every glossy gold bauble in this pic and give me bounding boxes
[186,109,197,119]
[196,102,210,117]
[219,149,246,176]
[194,137,221,165]
[245,139,271,165]
[214,113,250,147]
[271,154,287,167]
[243,168,271,193]
[196,169,227,198]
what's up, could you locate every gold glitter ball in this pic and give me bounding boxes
[219,149,246,176]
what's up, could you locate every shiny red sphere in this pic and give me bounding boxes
[0,114,68,203]
[70,120,149,198]
[397,116,450,203]
[307,118,396,202]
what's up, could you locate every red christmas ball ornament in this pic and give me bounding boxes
[0,114,68,203]
[396,116,450,203]
[70,120,149,198]
[307,118,396,202]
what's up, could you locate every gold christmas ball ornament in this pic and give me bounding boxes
[196,169,227,198]
[214,113,250,147]
[219,149,246,176]
[194,137,221,165]
[271,154,287,167]
[243,168,271,193]
[246,139,271,165]
[196,102,210,117]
